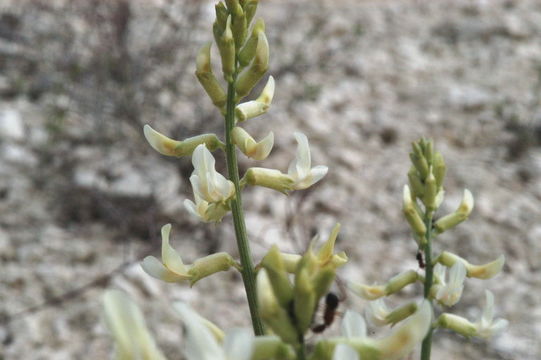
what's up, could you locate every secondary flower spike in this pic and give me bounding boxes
[288,132,328,190]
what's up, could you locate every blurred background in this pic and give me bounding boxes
[0,0,540,359]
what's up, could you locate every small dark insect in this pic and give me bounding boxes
[416,251,425,269]
[312,292,340,333]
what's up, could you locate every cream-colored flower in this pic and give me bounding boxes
[103,290,166,360]
[235,76,275,122]
[141,224,192,283]
[141,224,237,284]
[143,125,221,157]
[231,127,274,160]
[288,132,328,190]
[433,262,466,307]
[333,344,359,360]
[475,290,508,339]
[190,144,235,203]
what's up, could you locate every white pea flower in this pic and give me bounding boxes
[190,144,235,204]
[365,298,391,327]
[433,262,466,307]
[287,132,328,190]
[475,290,508,339]
[103,290,167,360]
[174,302,254,360]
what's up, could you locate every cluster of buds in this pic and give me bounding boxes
[256,224,347,345]
[350,138,507,350]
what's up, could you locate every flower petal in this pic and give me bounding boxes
[174,302,225,360]
[223,328,254,360]
[341,310,367,338]
[141,256,189,282]
[333,344,359,360]
[160,224,187,275]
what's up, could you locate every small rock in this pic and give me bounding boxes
[0,108,24,140]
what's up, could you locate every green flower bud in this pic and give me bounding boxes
[236,31,269,99]
[252,336,295,360]
[231,5,247,49]
[293,267,317,334]
[434,189,474,233]
[242,167,294,193]
[261,245,294,307]
[238,18,265,67]
[243,0,259,26]
[410,142,429,179]
[189,252,237,286]
[408,166,425,199]
[195,43,227,109]
[143,125,222,157]
[311,268,336,301]
[436,313,477,338]
[403,185,427,241]
[220,16,236,82]
[257,269,299,345]
[432,151,446,189]
[423,138,434,165]
[214,2,228,31]
[225,0,240,11]
[423,169,438,212]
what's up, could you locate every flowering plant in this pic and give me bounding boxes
[103,1,506,359]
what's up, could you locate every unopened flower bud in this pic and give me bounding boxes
[235,76,275,122]
[144,125,222,157]
[403,185,427,241]
[236,31,269,99]
[423,169,438,212]
[238,18,265,67]
[214,2,228,31]
[408,167,425,199]
[257,269,299,345]
[410,142,429,179]
[195,43,227,109]
[385,302,419,326]
[220,16,236,82]
[260,245,294,307]
[252,336,295,360]
[432,151,446,189]
[293,267,317,333]
[434,189,474,233]
[231,5,247,49]
[243,0,259,26]
[437,313,477,337]
[242,167,294,193]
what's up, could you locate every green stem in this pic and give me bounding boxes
[224,80,265,335]
[296,341,306,360]
[420,215,434,360]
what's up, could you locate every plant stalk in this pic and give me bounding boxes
[420,215,434,360]
[224,80,265,335]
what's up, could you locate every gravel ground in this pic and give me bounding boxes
[0,0,540,359]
